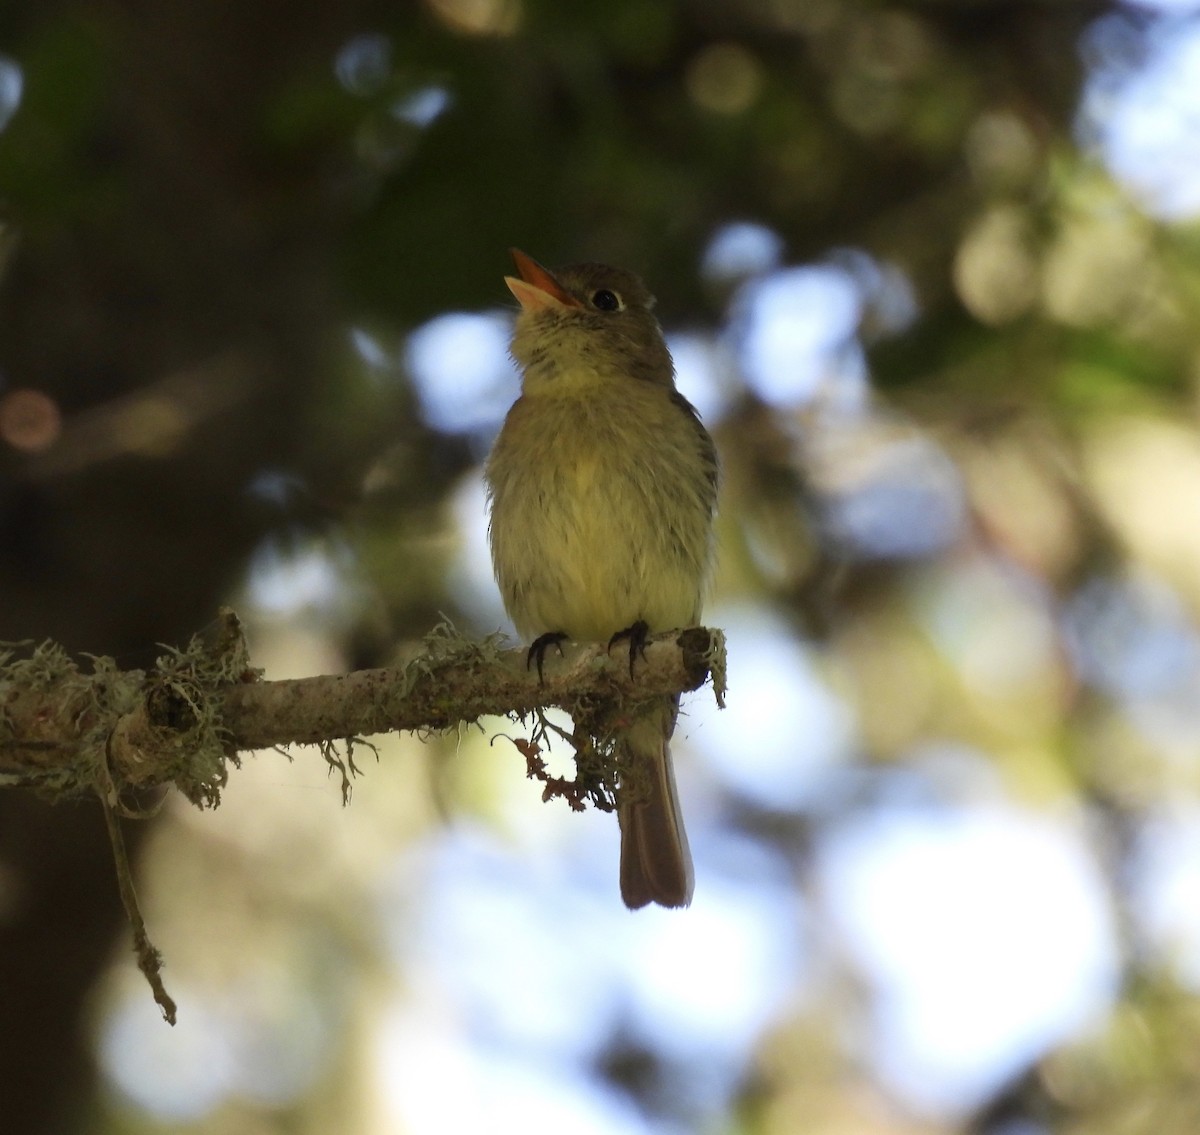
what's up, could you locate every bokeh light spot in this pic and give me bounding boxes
[0,388,61,453]
[954,205,1039,325]
[701,221,784,283]
[393,84,452,127]
[821,794,1118,1114]
[690,603,855,809]
[405,310,516,434]
[100,986,235,1122]
[687,43,764,115]
[733,266,867,408]
[1081,14,1200,218]
[334,33,392,96]
[424,0,521,36]
[0,55,22,132]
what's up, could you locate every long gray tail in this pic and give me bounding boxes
[616,700,693,909]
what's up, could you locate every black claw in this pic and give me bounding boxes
[527,631,569,683]
[608,619,650,679]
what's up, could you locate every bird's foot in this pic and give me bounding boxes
[607,619,650,679]
[527,631,569,683]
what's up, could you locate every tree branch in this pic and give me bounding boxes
[0,609,727,803]
[0,609,726,1022]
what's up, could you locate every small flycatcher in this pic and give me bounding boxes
[485,249,718,909]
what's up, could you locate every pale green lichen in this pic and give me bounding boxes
[0,640,143,796]
[704,627,728,708]
[145,610,257,807]
[410,618,506,684]
[320,735,382,804]
[0,609,254,807]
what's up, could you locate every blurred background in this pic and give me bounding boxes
[4,0,1200,1132]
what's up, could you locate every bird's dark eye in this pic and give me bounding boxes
[591,289,621,311]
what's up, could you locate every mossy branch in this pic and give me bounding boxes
[0,609,727,1023]
[0,609,726,801]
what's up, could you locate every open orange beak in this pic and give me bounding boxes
[505,248,582,313]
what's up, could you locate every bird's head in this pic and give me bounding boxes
[505,249,674,392]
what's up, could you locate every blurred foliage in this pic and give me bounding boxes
[5,1,1200,1134]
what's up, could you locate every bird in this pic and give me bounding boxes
[485,248,718,909]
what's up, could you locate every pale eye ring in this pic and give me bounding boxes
[591,289,621,311]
